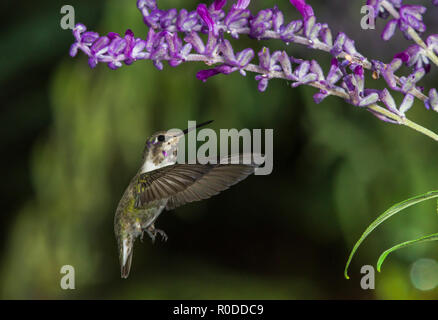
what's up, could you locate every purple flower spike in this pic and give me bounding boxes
[289,0,314,20]
[70,0,438,131]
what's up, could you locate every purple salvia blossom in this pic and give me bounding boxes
[380,88,404,117]
[382,19,398,41]
[70,24,98,57]
[425,88,438,111]
[233,0,250,10]
[398,44,430,72]
[250,9,273,39]
[197,64,235,82]
[197,4,219,36]
[399,93,414,114]
[213,0,227,11]
[289,0,314,20]
[399,5,426,34]
[69,0,438,131]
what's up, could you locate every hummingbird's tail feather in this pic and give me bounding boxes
[121,253,133,279]
[120,238,134,279]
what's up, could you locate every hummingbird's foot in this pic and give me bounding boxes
[145,224,168,243]
[155,228,168,242]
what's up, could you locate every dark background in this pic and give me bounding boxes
[2,0,438,299]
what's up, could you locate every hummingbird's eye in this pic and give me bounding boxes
[157,135,165,142]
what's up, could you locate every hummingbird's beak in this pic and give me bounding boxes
[120,238,133,279]
[181,120,214,136]
[168,120,213,144]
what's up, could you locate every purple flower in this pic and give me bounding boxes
[289,0,314,20]
[399,5,426,34]
[70,24,98,57]
[382,19,398,41]
[380,88,403,117]
[213,0,227,11]
[196,64,236,82]
[250,9,273,39]
[402,45,430,72]
[88,36,110,68]
[280,20,303,42]
[219,39,254,70]
[224,4,250,38]
[233,0,250,10]
[197,4,218,36]
[427,34,438,55]
[425,89,438,111]
[326,58,343,85]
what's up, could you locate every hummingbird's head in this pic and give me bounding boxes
[141,120,213,172]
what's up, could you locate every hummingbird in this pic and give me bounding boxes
[114,120,258,278]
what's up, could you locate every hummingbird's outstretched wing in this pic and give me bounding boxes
[134,161,257,210]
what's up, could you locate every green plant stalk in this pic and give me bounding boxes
[377,233,438,272]
[344,190,438,279]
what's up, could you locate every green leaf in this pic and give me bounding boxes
[344,190,438,279]
[377,233,438,272]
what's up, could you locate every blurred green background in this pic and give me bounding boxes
[2,0,438,299]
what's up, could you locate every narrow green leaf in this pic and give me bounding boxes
[344,190,438,279]
[377,233,438,272]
